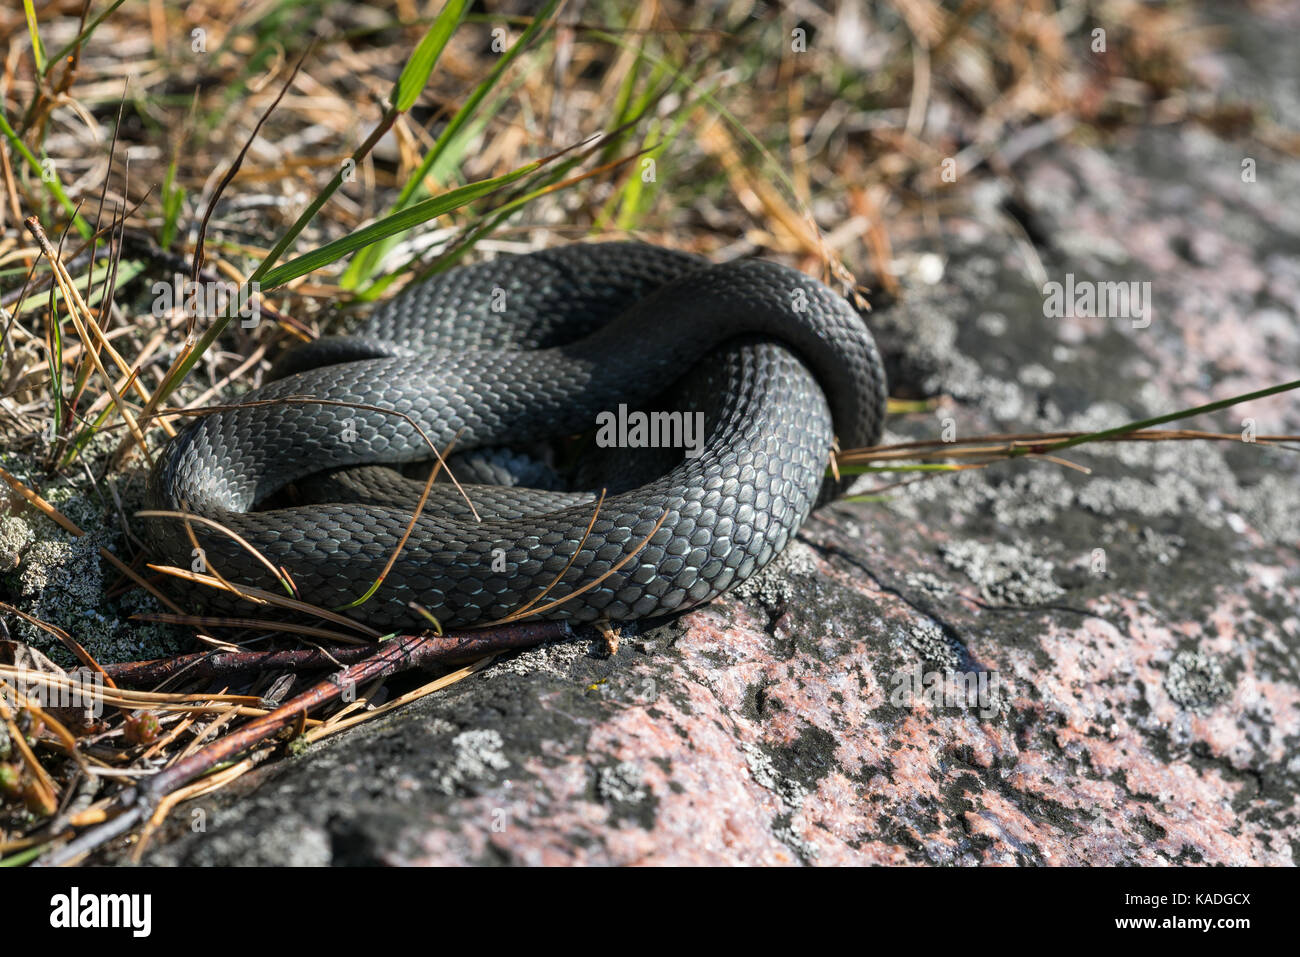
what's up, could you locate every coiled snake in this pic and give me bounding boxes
[145,242,887,629]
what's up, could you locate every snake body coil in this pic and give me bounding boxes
[146,242,887,628]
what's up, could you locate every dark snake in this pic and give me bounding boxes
[144,242,887,629]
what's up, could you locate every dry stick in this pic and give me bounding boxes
[63,203,128,434]
[129,758,254,863]
[842,428,1300,462]
[133,663,489,861]
[128,745,278,862]
[64,83,130,446]
[102,623,568,687]
[62,214,121,431]
[46,214,83,461]
[0,669,261,712]
[305,660,488,742]
[35,620,572,866]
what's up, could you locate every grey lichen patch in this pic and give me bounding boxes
[0,513,35,571]
[1134,526,1187,566]
[742,742,820,862]
[976,311,1009,336]
[1076,474,1209,521]
[1018,363,1056,388]
[1072,440,1246,530]
[993,468,1076,527]
[1165,650,1232,714]
[5,528,184,665]
[891,466,1074,529]
[1236,473,1300,547]
[0,453,186,665]
[990,469,1076,527]
[434,729,511,795]
[592,758,658,830]
[772,818,820,863]
[733,539,818,609]
[940,539,1065,606]
[17,535,106,609]
[907,618,963,671]
[903,570,955,601]
[742,742,807,810]
[488,634,597,677]
[596,760,648,805]
[156,819,334,868]
[41,481,110,532]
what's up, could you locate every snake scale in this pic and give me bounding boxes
[144,242,888,629]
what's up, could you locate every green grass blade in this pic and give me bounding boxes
[592,72,714,233]
[340,0,563,289]
[338,77,523,291]
[834,380,1300,488]
[160,160,541,398]
[44,284,65,446]
[160,155,185,250]
[589,28,809,234]
[0,841,51,867]
[357,139,642,301]
[391,0,469,112]
[44,0,128,74]
[250,4,469,284]
[257,161,540,290]
[398,0,560,205]
[0,108,92,239]
[22,0,46,73]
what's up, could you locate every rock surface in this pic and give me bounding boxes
[137,7,1299,866]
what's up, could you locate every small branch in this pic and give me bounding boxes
[104,620,570,687]
[34,620,573,865]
